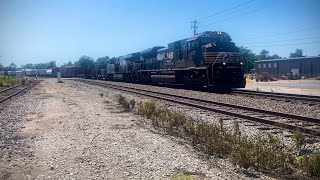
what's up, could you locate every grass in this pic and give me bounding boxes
[116,94,135,110]
[21,78,26,85]
[136,99,320,178]
[171,174,196,180]
[303,153,320,177]
[0,75,20,87]
[293,130,306,155]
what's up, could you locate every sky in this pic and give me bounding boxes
[0,0,320,67]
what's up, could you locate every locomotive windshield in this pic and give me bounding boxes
[200,32,239,52]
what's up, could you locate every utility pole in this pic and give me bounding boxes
[191,20,198,35]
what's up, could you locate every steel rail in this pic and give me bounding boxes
[0,82,38,104]
[0,84,21,94]
[231,89,320,103]
[74,79,320,136]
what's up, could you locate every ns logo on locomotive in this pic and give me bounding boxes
[89,31,246,90]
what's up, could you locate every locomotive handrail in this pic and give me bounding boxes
[206,52,223,86]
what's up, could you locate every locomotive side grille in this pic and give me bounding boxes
[203,52,240,64]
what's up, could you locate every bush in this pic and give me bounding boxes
[21,78,26,85]
[116,94,126,104]
[130,99,136,109]
[136,99,320,178]
[303,153,320,177]
[116,94,135,110]
[0,75,19,87]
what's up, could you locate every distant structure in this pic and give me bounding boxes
[191,20,198,35]
[254,56,320,81]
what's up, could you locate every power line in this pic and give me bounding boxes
[246,26,320,39]
[239,36,320,44]
[199,0,270,24]
[248,41,320,47]
[199,1,279,30]
[196,0,257,22]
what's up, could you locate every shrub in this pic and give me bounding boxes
[21,78,26,85]
[303,153,320,177]
[135,99,319,178]
[130,99,136,109]
[0,75,18,87]
[116,94,126,104]
[293,131,306,155]
[116,94,135,110]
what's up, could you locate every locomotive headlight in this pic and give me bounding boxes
[223,62,226,65]
[240,62,243,65]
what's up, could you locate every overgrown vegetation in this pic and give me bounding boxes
[21,78,26,85]
[116,94,135,110]
[171,174,196,180]
[0,75,20,87]
[136,99,320,178]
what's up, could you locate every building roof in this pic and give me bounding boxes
[255,56,320,63]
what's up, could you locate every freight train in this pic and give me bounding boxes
[91,31,246,90]
[1,66,83,78]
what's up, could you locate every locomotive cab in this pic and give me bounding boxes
[200,32,246,88]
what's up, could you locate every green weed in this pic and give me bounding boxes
[116,94,134,110]
[135,99,320,178]
[0,75,19,87]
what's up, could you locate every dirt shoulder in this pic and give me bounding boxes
[0,79,273,179]
[244,79,320,96]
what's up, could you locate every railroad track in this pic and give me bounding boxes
[0,81,39,104]
[231,89,320,104]
[74,79,320,137]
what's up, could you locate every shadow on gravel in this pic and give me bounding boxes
[243,171,260,178]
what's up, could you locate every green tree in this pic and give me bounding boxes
[62,61,74,66]
[289,48,304,58]
[95,56,110,70]
[3,63,17,71]
[22,63,35,69]
[259,49,270,60]
[34,63,46,69]
[21,61,56,69]
[0,64,3,71]
[9,63,17,71]
[270,54,281,59]
[238,46,256,73]
[74,55,95,70]
[46,61,56,69]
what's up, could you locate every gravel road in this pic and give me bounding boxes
[0,79,274,179]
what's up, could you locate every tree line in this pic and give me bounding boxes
[0,48,310,72]
[239,48,305,72]
[0,61,56,71]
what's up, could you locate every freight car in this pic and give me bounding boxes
[52,66,83,78]
[95,31,246,89]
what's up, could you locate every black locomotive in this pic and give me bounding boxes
[94,31,246,89]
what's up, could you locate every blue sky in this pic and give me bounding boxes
[0,0,319,66]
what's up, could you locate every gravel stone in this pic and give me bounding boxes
[0,79,275,179]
